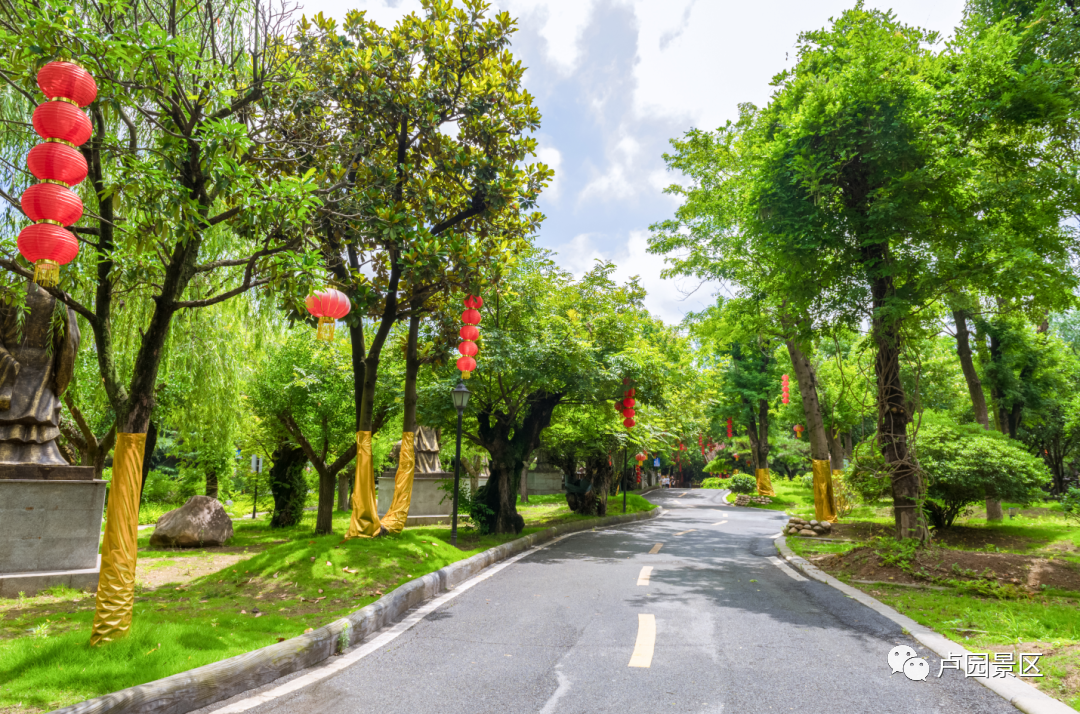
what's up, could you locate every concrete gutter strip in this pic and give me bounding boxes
[774,537,1077,714]
[52,507,661,714]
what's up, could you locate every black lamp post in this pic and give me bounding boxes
[450,380,471,547]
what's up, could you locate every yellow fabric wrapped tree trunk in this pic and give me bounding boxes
[347,431,382,538]
[90,432,145,645]
[755,468,775,497]
[379,431,415,534]
[812,459,838,523]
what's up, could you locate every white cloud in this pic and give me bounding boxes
[496,0,599,74]
[552,230,718,323]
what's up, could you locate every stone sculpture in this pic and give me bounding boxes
[0,283,80,465]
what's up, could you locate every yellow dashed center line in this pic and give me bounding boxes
[674,529,696,536]
[637,566,653,586]
[629,614,656,668]
[649,543,663,554]
[712,520,727,525]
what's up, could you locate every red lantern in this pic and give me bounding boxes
[27,143,88,186]
[464,295,484,310]
[37,62,98,107]
[458,341,478,357]
[17,63,97,286]
[305,288,351,341]
[623,417,636,428]
[635,453,646,462]
[21,183,83,225]
[457,355,477,373]
[623,397,635,409]
[460,325,479,341]
[462,308,481,325]
[623,408,635,419]
[33,102,92,145]
[726,417,733,439]
[794,424,804,439]
[17,223,78,267]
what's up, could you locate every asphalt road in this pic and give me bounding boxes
[207,489,1019,714]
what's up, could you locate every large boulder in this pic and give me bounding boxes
[149,495,234,548]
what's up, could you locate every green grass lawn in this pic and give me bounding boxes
[787,526,1080,709]
[2,493,656,713]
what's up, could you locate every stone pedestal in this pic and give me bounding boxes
[0,466,105,597]
[377,470,458,527]
[527,468,564,495]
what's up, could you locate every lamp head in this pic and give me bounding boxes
[451,380,471,412]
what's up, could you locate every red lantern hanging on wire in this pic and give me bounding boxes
[305,288,351,341]
[17,61,97,287]
[794,424,804,439]
[619,378,636,429]
[458,295,483,378]
[781,373,790,405]
[726,417,733,439]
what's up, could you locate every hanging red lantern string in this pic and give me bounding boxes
[17,61,97,287]
[726,417,733,439]
[698,434,704,458]
[458,295,482,379]
[305,288,351,341]
[781,373,790,405]
[621,378,636,429]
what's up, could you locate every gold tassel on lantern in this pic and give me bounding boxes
[347,431,383,538]
[379,431,415,534]
[755,468,776,497]
[33,259,59,288]
[316,316,335,341]
[812,459,838,523]
[90,432,146,646]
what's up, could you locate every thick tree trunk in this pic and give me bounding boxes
[475,391,562,534]
[519,464,529,504]
[827,430,846,471]
[278,413,356,535]
[269,444,308,528]
[870,277,926,542]
[205,469,219,499]
[755,399,769,470]
[585,452,614,516]
[952,309,1001,521]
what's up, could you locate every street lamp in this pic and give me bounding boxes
[450,380,471,546]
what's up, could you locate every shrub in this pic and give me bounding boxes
[1061,487,1080,524]
[798,473,814,489]
[917,419,1047,528]
[728,474,757,494]
[700,477,723,489]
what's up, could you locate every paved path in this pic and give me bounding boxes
[206,489,1017,714]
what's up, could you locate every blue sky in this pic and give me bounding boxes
[303,0,968,323]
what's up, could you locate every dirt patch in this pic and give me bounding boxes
[816,545,1080,592]
[137,554,249,590]
[139,541,285,555]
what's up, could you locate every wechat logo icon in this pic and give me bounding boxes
[888,645,929,681]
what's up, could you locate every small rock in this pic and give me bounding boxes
[799,529,816,537]
[821,521,833,530]
[809,520,819,526]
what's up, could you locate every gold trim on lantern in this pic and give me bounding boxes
[48,96,80,107]
[44,137,76,148]
[33,260,60,287]
[41,179,71,188]
[36,219,63,227]
[315,315,335,341]
[461,370,472,379]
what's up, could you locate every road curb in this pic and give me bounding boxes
[52,506,662,714]
[774,536,1077,714]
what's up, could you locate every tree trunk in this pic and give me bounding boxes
[269,444,307,528]
[785,338,832,463]
[870,277,926,541]
[585,452,613,516]
[474,391,562,534]
[205,469,218,499]
[519,463,529,504]
[337,472,349,511]
[953,309,1002,521]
